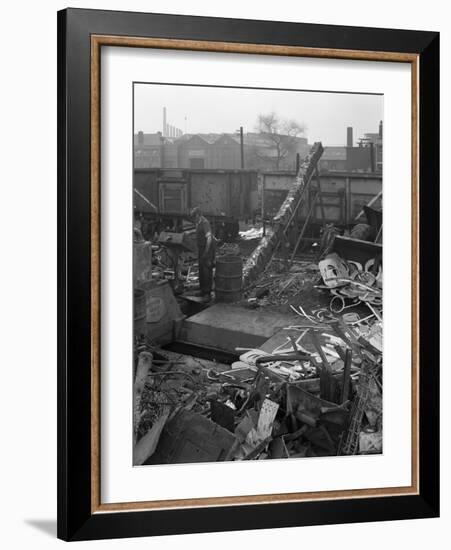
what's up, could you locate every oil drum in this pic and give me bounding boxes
[214,255,243,303]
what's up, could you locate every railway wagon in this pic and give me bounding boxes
[134,168,258,240]
[261,170,382,230]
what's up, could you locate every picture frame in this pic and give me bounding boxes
[57,7,439,541]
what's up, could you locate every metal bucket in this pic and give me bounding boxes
[215,255,243,303]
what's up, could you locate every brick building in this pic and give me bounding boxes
[134,131,309,171]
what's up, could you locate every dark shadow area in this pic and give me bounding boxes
[25,519,57,538]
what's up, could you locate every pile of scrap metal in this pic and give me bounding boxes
[133,316,382,465]
[216,241,241,257]
[245,260,320,307]
[231,317,382,458]
[239,226,263,241]
[317,251,382,321]
[132,344,240,465]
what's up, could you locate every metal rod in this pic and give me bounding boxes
[315,168,326,224]
[290,191,319,262]
[354,190,382,220]
[284,170,315,230]
[374,223,383,243]
[240,126,244,169]
[341,349,353,404]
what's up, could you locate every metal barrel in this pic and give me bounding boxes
[214,255,243,303]
[134,288,146,338]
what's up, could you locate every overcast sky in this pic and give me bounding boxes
[134,83,383,147]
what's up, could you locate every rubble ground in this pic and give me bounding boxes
[133,142,383,465]
[134,232,383,465]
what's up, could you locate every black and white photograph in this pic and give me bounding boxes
[132,83,383,466]
[0,0,444,544]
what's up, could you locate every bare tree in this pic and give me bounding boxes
[255,112,306,169]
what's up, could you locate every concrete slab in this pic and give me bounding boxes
[178,303,298,354]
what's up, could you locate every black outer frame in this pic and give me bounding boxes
[57,8,439,542]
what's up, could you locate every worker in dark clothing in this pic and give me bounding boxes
[191,207,215,299]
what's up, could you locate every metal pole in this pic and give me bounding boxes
[354,190,382,221]
[315,168,326,225]
[369,142,375,172]
[240,126,244,169]
[374,223,383,243]
[290,191,320,262]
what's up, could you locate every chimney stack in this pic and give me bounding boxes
[163,107,167,138]
[347,127,353,148]
[379,120,383,138]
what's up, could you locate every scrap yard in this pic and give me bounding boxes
[133,136,383,466]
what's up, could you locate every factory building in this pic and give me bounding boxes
[134,131,309,171]
[318,124,383,173]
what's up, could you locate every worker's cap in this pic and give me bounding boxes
[190,206,201,217]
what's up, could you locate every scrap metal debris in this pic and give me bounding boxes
[316,250,382,320]
[242,143,324,288]
[133,162,383,464]
[133,292,382,463]
[239,227,263,241]
[244,260,321,307]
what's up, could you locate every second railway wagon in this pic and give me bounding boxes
[262,170,382,229]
